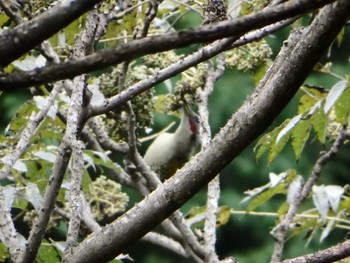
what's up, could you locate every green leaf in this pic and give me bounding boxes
[276,115,302,144]
[0,242,9,262]
[245,184,286,212]
[334,86,350,125]
[288,216,317,239]
[6,100,37,134]
[37,241,61,263]
[123,0,138,36]
[185,205,233,228]
[252,62,270,85]
[255,120,291,163]
[216,206,232,227]
[33,150,57,163]
[311,108,327,144]
[324,80,347,114]
[291,120,311,160]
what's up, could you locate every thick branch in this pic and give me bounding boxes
[0,0,335,89]
[281,239,350,263]
[0,0,103,67]
[64,1,350,262]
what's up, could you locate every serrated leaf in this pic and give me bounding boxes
[291,120,311,160]
[255,130,276,160]
[245,184,286,212]
[268,131,289,163]
[255,120,291,163]
[26,182,43,212]
[276,115,302,144]
[312,185,329,220]
[334,86,350,125]
[320,219,336,242]
[13,160,27,172]
[325,185,344,212]
[311,109,327,144]
[287,176,303,204]
[33,150,57,163]
[298,92,316,114]
[324,80,347,113]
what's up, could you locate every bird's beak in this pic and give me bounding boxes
[183,102,195,117]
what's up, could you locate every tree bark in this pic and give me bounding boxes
[64,1,350,262]
[0,0,336,89]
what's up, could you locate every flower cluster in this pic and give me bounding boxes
[87,175,129,221]
[225,39,272,71]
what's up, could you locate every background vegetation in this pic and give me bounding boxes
[0,0,350,262]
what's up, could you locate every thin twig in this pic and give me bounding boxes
[63,140,85,259]
[270,128,350,262]
[0,83,63,180]
[199,54,226,263]
[142,232,188,257]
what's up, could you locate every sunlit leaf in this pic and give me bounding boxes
[312,185,329,220]
[276,115,302,144]
[287,176,303,204]
[26,182,44,212]
[255,121,290,163]
[245,184,286,212]
[311,185,343,222]
[325,185,344,212]
[33,150,57,163]
[320,218,336,242]
[13,160,27,172]
[216,206,232,227]
[324,80,347,113]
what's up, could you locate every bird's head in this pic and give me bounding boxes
[183,102,200,134]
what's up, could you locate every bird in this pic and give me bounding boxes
[144,103,200,180]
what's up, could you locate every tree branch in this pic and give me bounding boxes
[281,239,350,263]
[200,55,226,262]
[0,0,336,89]
[270,127,350,262]
[0,0,103,67]
[64,1,350,262]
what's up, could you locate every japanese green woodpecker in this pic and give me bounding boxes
[144,104,200,180]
